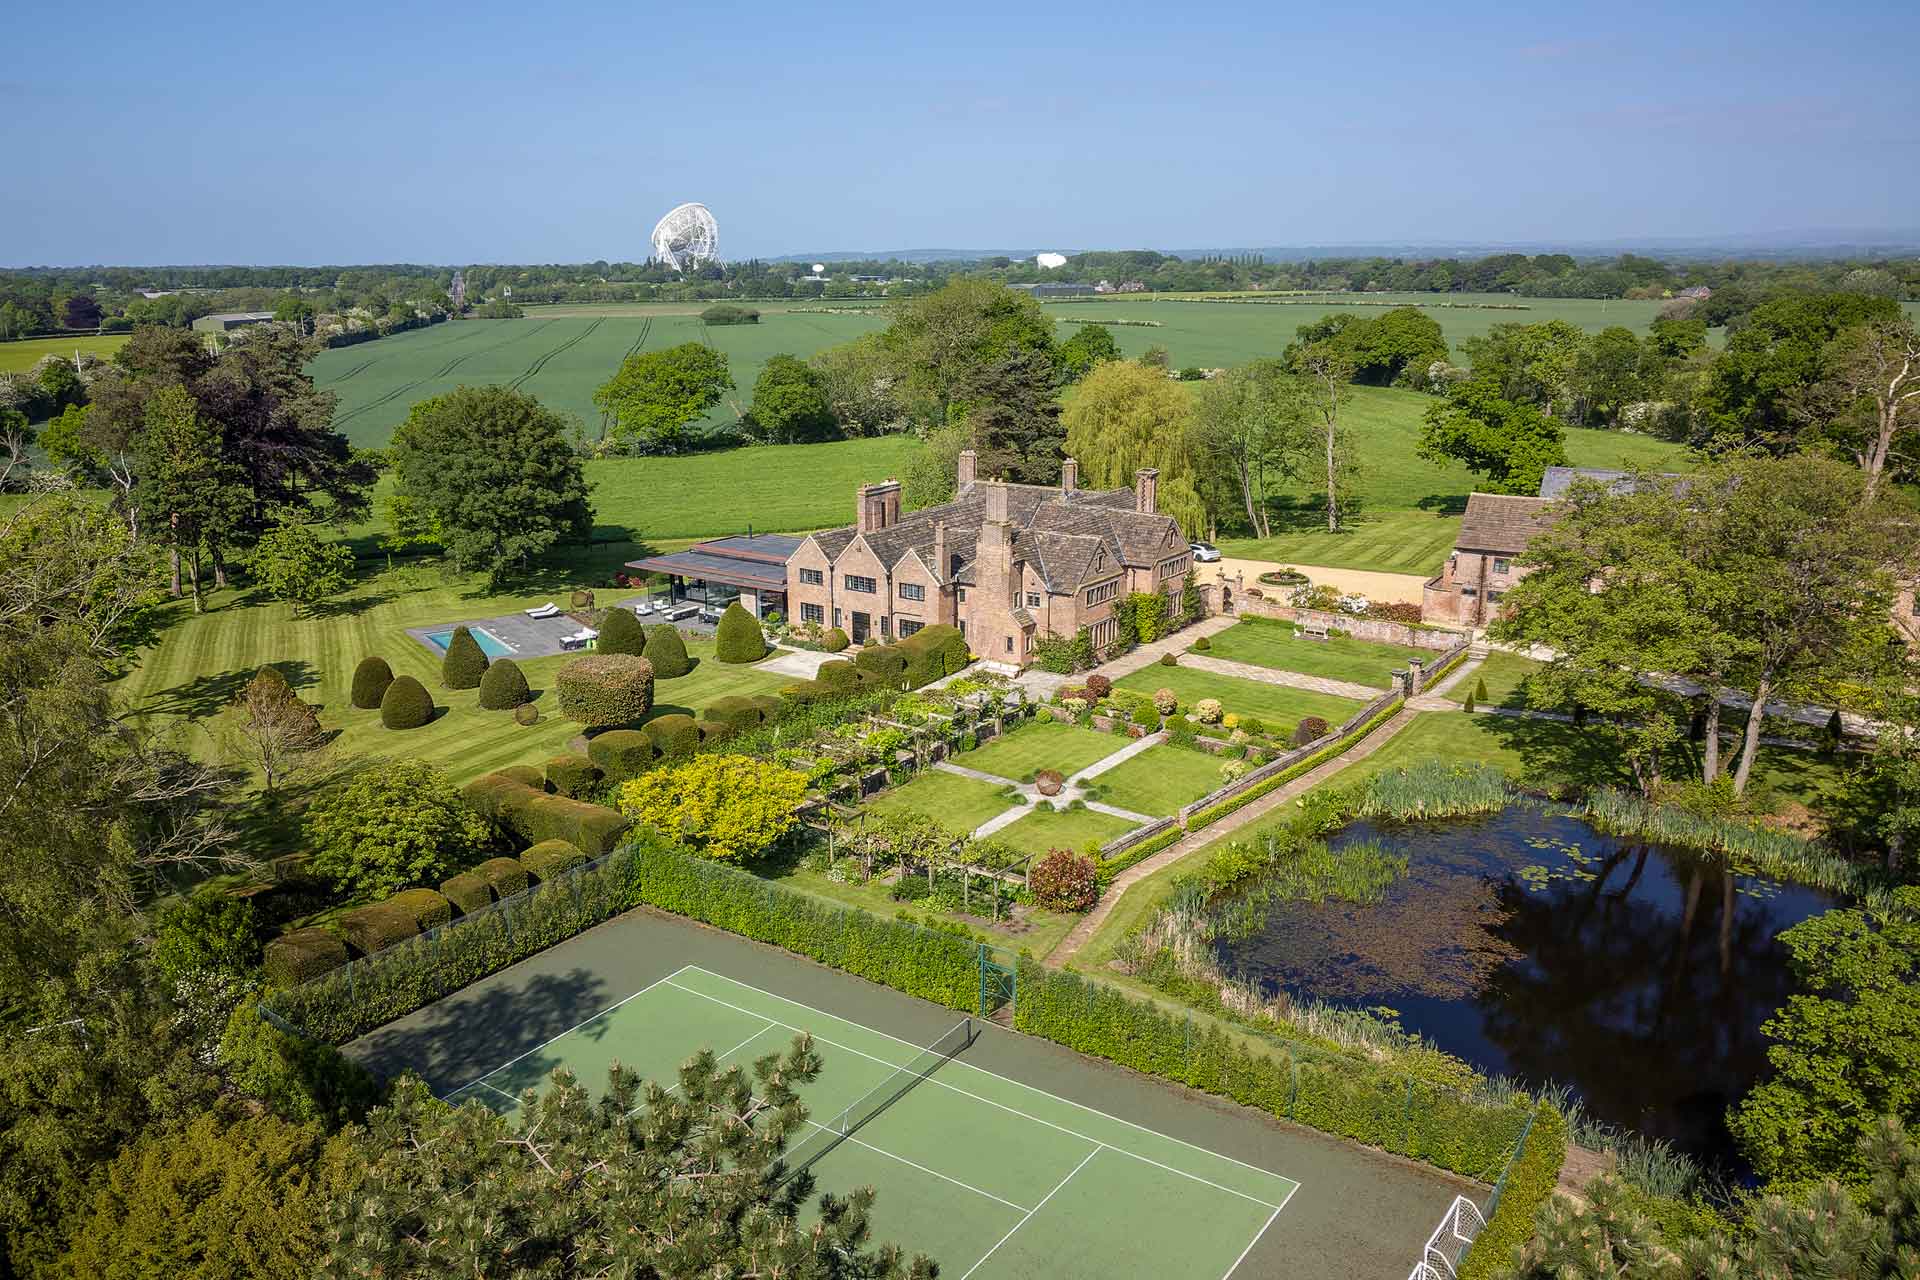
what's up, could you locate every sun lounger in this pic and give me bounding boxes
[633,600,656,616]
[524,603,561,619]
[559,627,599,651]
[667,605,699,622]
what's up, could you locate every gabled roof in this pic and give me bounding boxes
[1455,493,1558,555]
[1537,466,1690,502]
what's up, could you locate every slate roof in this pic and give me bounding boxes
[1455,493,1558,555]
[797,480,1177,592]
[1536,466,1692,501]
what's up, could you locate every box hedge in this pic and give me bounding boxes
[520,838,588,881]
[380,675,435,730]
[441,626,490,689]
[821,627,850,652]
[544,753,601,798]
[587,729,656,783]
[899,624,967,687]
[439,870,493,915]
[387,888,454,931]
[854,643,907,680]
[478,657,531,710]
[597,605,648,656]
[474,856,530,898]
[496,763,544,789]
[714,602,766,663]
[338,901,422,956]
[816,660,860,693]
[461,772,540,823]
[696,721,733,747]
[555,653,654,727]
[704,695,771,732]
[643,624,693,678]
[1458,1104,1568,1280]
[644,713,700,762]
[350,656,394,710]
[520,795,633,856]
[262,927,348,986]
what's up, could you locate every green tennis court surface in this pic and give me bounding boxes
[444,963,1300,1279]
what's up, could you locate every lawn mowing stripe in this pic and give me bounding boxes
[959,1146,1101,1280]
[664,974,1289,1210]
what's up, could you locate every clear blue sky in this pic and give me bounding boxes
[6,0,1915,265]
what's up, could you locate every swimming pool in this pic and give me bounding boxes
[423,627,515,659]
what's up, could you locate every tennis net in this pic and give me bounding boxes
[777,1017,976,1185]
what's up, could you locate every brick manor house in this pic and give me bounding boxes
[785,450,1193,668]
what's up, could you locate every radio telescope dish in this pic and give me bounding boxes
[811,263,827,274]
[651,202,720,271]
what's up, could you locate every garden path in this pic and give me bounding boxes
[1179,653,1380,701]
[934,736,1166,839]
[1065,731,1164,785]
[1086,615,1238,684]
[1046,707,1421,966]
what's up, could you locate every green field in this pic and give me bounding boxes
[0,333,130,373]
[995,804,1141,855]
[959,720,1132,780]
[1203,619,1430,689]
[865,769,1016,835]
[1113,667,1364,735]
[307,311,886,448]
[1086,746,1230,818]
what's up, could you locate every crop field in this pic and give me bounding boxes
[306,310,886,448]
[0,333,130,373]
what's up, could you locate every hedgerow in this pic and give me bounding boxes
[1457,1104,1568,1280]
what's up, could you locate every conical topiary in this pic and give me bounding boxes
[643,623,692,678]
[380,674,435,729]
[713,601,765,664]
[478,657,530,710]
[1474,676,1489,703]
[441,625,489,689]
[351,656,394,710]
[597,606,647,656]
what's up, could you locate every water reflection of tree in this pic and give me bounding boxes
[1478,848,1804,1155]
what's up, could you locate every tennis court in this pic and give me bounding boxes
[443,963,1300,1279]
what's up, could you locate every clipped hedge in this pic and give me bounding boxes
[854,643,908,681]
[387,888,454,932]
[713,601,765,663]
[262,927,348,987]
[440,870,493,915]
[478,658,531,710]
[1184,698,1401,831]
[462,772,536,823]
[441,626,490,689]
[588,729,656,784]
[521,839,588,881]
[1015,957,1530,1181]
[474,856,530,898]
[597,606,648,656]
[496,764,544,789]
[380,675,435,730]
[816,660,860,693]
[338,901,421,956]
[1095,824,1185,886]
[544,753,601,798]
[696,721,733,747]
[630,836,976,1011]
[555,653,654,727]
[898,624,968,688]
[644,713,700,763]
[350,656,394,710]
[703,695,769,732]
[521,795,633,856]
[644,624,693,678]
[821,627,849,653]
[1458,1104,1568,1280]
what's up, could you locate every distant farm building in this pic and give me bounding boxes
[1014,282,1098,300]
[190,312,275,333]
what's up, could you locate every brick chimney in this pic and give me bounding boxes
[956,448,977,491]
[975,484,1016,657]
[856,479,901,534]
[1135,468,1159,515]
[932,521,948,582]
[1061,457,1078,494]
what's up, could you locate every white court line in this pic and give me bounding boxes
[678,965,1303,1194]
[438,964,695,1101]
[476,1080,522,1105]
[1222,1204,1283,1280]
[806,1122,1034,1215]
[664,977,1285,1212]
[960,1146,1100,1280]
[627,1020,777,1117]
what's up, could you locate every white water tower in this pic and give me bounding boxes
[1036,252,1067,270]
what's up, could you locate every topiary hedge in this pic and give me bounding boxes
[597,606,647,656]
[439,870,493,915]
[380,675,435,730]
[816,660,860,693]
[644,713,700,763]
[554,653,654,727]
[441,626,490,689]
[696,721,733,747]
[350,656,394,710]
[544,753,601,798]
[496,763,544,789]
[587,729,656,784]
[1457,1104,1568,1280]
[338,901,420,956]
[478,657,531,710]
[262,927,348,986]
[821,627,849,653]
[703,695,771,732]
[520,795,633,855]
[386,888,453,932]
[899,624,968,687]
[643,624,693,678]
[713,602,766,663]
[514,703,540,726]
[520,839,588,882]
[474,856,529,898]
[855,643,907,681]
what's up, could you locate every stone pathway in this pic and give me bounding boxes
[1180,653,1381,701]
[1066,731,1163,785]
[1048,708,1419,964]
[1087,616,1238,683]
[934,734,1166,840]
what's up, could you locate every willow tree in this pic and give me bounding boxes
[1062,360,1208,535]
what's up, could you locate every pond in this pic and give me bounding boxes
[1214,805,1837,1170]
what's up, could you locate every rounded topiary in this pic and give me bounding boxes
[643,713,700,762]
[1193,635,1211,652]
[714,601,766,664]
[587,729,655,783]
[643,624,693,678]
[816,660,859,693]
[521,838,588,882]
[703,695,768,731]
[822,627,850,653]
[554,654,654,727]
[514,703,540,726]
[387,887,453,931]
[1291,716,1330,747]
[441,626,490,690]
[1158,651,1177,667]
[597,607,647,656]
[544,753,601,798]
[380,675,435,730]
[496,764,544,788]
[350,656,394,710]
[478,657,530,710]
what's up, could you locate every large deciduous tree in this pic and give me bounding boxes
[1418,376,1569,496]
[247,516,354,617]
[328,1056,935,1279]
[1191,359,1310,539]
[1063,359,1207,535]
[1792,315,1920,497]
[390,384,593,586]
[809,332,905,436]
[1055,322,1122,382]
[1295,344,1361,530]
[748,353,838,443]
[593,341,734,452]
[880,279,1055,427]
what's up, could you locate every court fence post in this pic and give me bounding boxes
[1287,1049,1298,1119]
[1403,1078,1414,1154]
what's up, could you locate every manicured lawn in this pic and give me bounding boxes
[0,332,129,375]
[1446,650,1546,708]
[118,561,791,788]
[958,719,1131,781]
[1114,665,1364,734]
[995,805,1141,857]
[865,769,1018,835]
[764,860,1082,957]
[1202,618,1429,688]
[1084,745,1230,818]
